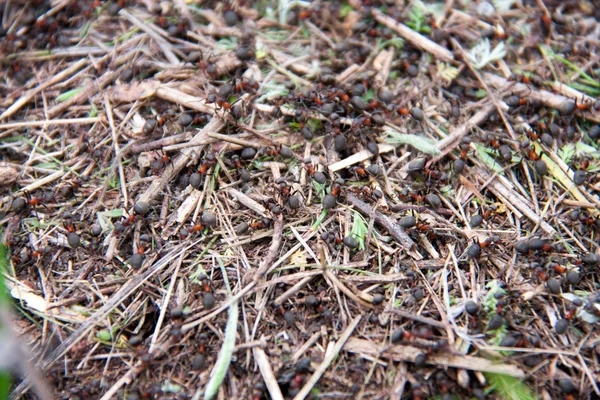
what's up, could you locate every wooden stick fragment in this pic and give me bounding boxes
[253,348,285,400]
[347,194,421,258]
[372,9,454,62]
[292,315,362,400]
[328,144,395,173]
[344,337,525,378]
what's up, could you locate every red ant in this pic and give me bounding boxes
[303,159,315,176]
[330,179,344,198]
[249,218,271,230]
[349,165,367,179]
[199,153,216,175]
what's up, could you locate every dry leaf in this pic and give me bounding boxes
[110,79,160,103]
[0,167,18,187]
[290,249,308,266]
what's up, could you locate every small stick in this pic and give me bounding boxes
[328,144,395,173]
[272,276,314,307]
[207,132,266,148]
[0,117,100,129]
[292,315,362,400]
[119,10,180,64]
[227,188,268,217]
[0,59,87,120]
[128,132,194,154]
[253,215,284,280]
[155,86,215,115]
[372,9,454,62]
[253,348,285,400]
[104,95,128,207]
[347,194,417,253]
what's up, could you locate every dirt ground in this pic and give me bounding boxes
[1,0,600,399]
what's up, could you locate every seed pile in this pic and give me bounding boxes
[2,0,600,399]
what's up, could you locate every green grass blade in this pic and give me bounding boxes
[56,87,84,102]
[384,130,440,155]
[203,301,238,400]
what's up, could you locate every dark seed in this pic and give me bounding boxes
[350,84,365,96]
[143,119,157,135]
[379,89,393,104]
[425,193,442,208]
[465,301,479,315]
[454,159,465,173]
[407,64,419,77]
[171,307,184,319]
[134,201,149,216]
[91,225,102,236]
[505,96,521,107]
[235,46,253,61]
[130,253,144,270]
[178,113,193,127]
[452,105,460,118]
[432,29,447,42]
[239,169,251,182]
[535,160,548,176]
[188,51,202,63]
[555,318,569,334]
[399,216,416,229]
[301,127,313,140]
[499,145,512,161]
[288,195,300,209]
[343,236,358,249]
[546,278,562,294]
[192,354,206,370]
[296,357,311,373]
[190,173,202,189]
[558,378,576,394]
[202,212,217,228]
[566,270,580,285]
[582,253,600,265]
[589,125,600,139]
[470,215,484,228]
[320,74,335,85]
[313,171,327,184]
[413,287,424,301]
[323,194,337,209]
[514,240,529,254]
[527,238,546,250]
[67,232,80,249]
[11,198,26,212]
[224,10,239,26]
[232,104,243,119]
[414,353,426,367]
[408,158,426,171]
[369,314,379,323]
[488,315,504,330]
[280,146,293,158]
[366,164,381,175]
[202,292,215,309]
[560,100,576,115]
[391,329,404,343]
[283,310,295,325]
[219,83,233,99]
[235,222,249,235]
[466,243,481,259]
[305,295,318,307]
[120,68,133,82]
[540,133,553,146]
[372,293,384,304]
[129,335,143,346]
[241,147,257,159]
[499,335,518,347]
[350,96,365,111]
[410,107,424,121]
[372,114,385,126]
[573,170,587,185]
[334,135,347,152]
[366,141,379,155]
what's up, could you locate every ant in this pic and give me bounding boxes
[303,158,315,176]
[198,153,216,175]
[349,165,368,179]
[330,178,344,198]
[249,217,272,230]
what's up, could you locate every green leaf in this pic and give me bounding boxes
[340,3,354,18]
[311,210,328,230]
[558,143,576,164]
[89,104,98,118]
[350,211,368,250]
[474,143,503,173]
[56,87,84,102]
[313,180,326,200]
[203,301,238,400]
[485,373,535,400]
[385,130,440,155]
